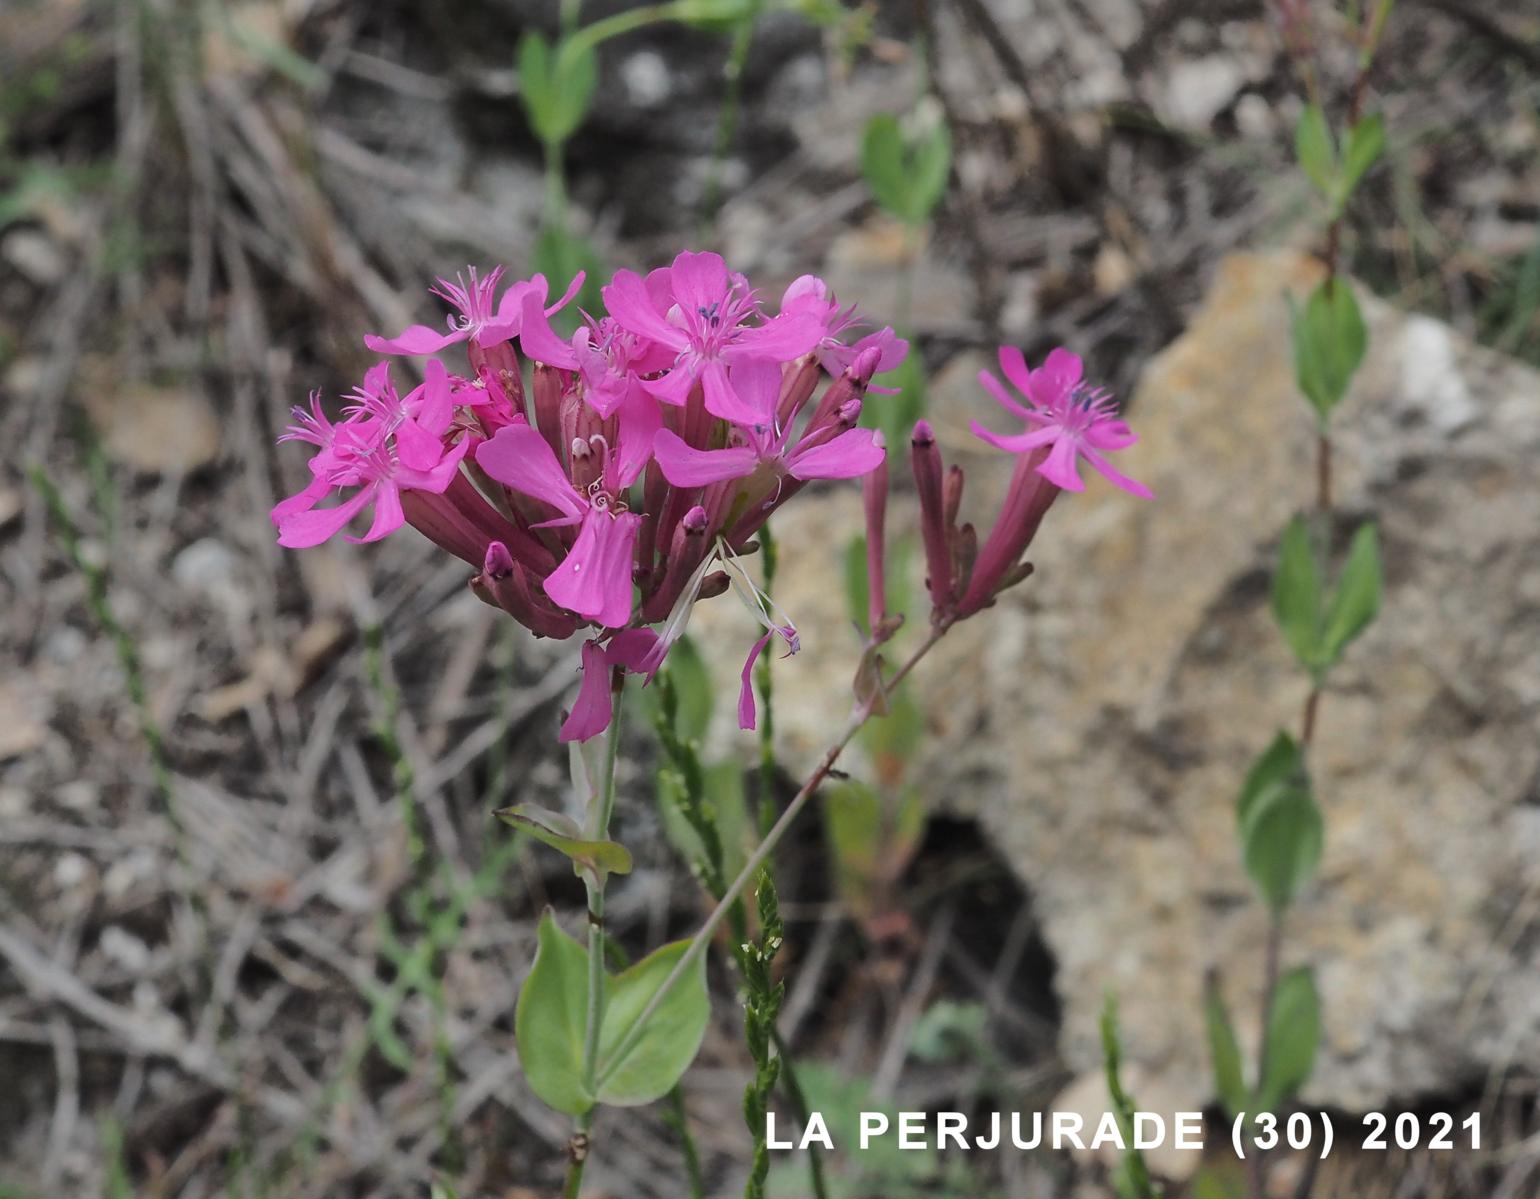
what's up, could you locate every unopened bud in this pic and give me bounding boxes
[911,419,953,619]
[682,505,709,535]
[699,570,729,600]
[483,540,514,580]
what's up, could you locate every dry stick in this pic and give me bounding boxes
[596,624,949,1090]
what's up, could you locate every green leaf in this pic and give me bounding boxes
[663,634,714,743]
[844,535,870,635]
[1190,1163,1249,1199]
[861,114,910,220]
[1204,980,1250,1119]
[671,0,756,31]
[1321,522,1381,665]
[596,939,710,1106]
[861,107,951,226]
[1290,279,1368,422]
[1271,517,1323,670]
[1339,114,1385,203]
[1241,782,1323,913]
[494,804,633,878]
[908,109,952,224]
[515,913,593,1115]
[518,33,598,147]
[1294,103,1336,195]
[1257,967,1321,1111]
[1235,732,1303,831]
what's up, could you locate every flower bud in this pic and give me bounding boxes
[911,420,955,619]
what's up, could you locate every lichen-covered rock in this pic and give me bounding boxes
[691,250,1540,1110]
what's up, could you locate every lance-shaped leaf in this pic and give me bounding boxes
[1289,279,1367,423]
[1242,782,1323,914]
[1339,114,1385,205]
[1272,516,1323,672]
[515,913,594,1115]
[1236,734,1321,913]
[1205,976,1250,1119]
[1257,967,1321,1111]
[1321,522,1381,666]
[595,939,710,1106]
[496,804,633,878]
[1294,103,1336,195]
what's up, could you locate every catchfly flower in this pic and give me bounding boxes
[972,346,1152,499]
[273,255,900,740]
[271,253,1145,742]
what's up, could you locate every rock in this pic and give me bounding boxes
[86,380,222,475]
[691,250,1540,1114]
[0,681,47,762]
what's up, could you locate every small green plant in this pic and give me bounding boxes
[1207,4,1391,1194]
[859,97,950,450]
[1101,997,1162,1199]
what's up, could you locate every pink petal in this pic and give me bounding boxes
[1036,435,1085,492]
[1081,446,1153,499]
[364,325,465,355]
[395,416,444,472]
[653,428,759,487]
[1084,418,1138,452]
[853,327,908,373]
[559,639,614,743]
[668,251,730,314]
[1029,348,1084,407]
[780,274,830,314]
[738,632,773,730]
[969,420,1059,455]
[977,369,1033,420]
[639,363,700,407]
[270,475,331,524]
[518,291,579,369]
[415,359,454,433]
[787,427,885,480]
[275,486,375,548]
[605,628,661,676]
[997,345,1035,395]
[730,312,823,362]
[543,509,640,628]
[546,271,585,314]
[702,359,772,426]
[610,384,660,491]
[399,435,470,493]
[475,423,586,522]
[348,480,404,543]
[604,269,689,351]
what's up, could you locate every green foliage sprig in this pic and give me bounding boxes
[1207,9,1393,1196]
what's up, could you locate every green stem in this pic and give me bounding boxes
[580,678,625,1090]
[598,624,947,1087]
[700,3,762,231]
[567,677,626,1197]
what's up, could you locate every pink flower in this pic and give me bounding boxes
[366,267,583,356]
[779,274,908,379]
[651,360,884,488]
[971,347,1151,499]
[272,360,468,548]
[474,390,659,628]
[603,250,822,417]
[519,305,673,420]
[559,629,661,742]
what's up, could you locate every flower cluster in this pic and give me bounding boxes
[271,250,1147,741]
